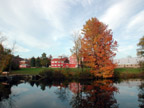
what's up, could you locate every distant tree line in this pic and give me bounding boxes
[30,53,52,67]
[0,32,53,74]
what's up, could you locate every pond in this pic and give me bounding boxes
[0,79,143,108]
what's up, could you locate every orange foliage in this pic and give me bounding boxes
[81,18,117,78]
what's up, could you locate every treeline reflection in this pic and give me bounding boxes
[0,78,144,108]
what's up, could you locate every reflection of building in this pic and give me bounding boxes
[69,82,82,94]
[51,56,69,68]
[19,60,30,68]
[114,57,143,68]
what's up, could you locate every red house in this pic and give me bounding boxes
[69,54,78,68]
[19,60,30,68]
[51,57,69,68]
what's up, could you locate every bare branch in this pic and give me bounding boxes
[0,32,7,44]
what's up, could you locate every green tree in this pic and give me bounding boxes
[41,53,48,67]
[35,57,41,67]
[42,53,46,59]
[137,36,144,72]
[137,36,144,57]
[30,57,36,67]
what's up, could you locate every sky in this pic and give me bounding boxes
[0,0,144,59]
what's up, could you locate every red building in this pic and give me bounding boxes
[69,54,78,68]
[19,60,30,68]
[51,57,69,68]
[51,55,79,68]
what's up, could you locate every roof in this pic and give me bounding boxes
[114,57,144,65]
[51,58,68,61]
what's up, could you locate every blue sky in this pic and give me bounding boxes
[0,0,144,59]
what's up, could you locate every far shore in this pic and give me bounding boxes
[7,67,143,79]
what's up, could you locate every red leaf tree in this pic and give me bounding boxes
[81,18,117,78]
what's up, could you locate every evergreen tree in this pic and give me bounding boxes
[35,57,41,67]
[41,53,47,67]
[30,57,36,67]
[42,53,46,59]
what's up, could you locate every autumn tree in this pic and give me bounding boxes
[0,34,12,73]
[81,18,117,78]
[0,45,12,73]
[137,36,144,72]
[70,31,82,68]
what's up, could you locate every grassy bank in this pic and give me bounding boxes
[11,68,46,75]
[114,68,143,79]
[11,68,90,75]
[11,67,143,79]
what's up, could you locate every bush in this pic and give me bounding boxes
[39,69,54,80]
[39,68,94,80]
[39,69,65,80]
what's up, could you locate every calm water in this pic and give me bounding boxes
[0,79,144,108]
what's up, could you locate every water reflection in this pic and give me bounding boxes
[70,80,118,108]
[0,81,21,108]
[138,81,144,108]
[0,78,143,108]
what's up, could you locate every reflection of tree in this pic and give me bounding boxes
[138,82,144,108]
[0,83,18,108]
[0,95,18,108]
[55,87,70,102]
[0,83,11,101]
[70,80,118,108]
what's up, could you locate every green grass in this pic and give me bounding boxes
[11,68,90,75]
[114,68,143,79]
[11,68,46,75]
[11,67,143,79]
[114,68,141,74]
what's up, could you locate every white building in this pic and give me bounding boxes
[114,56,143,68]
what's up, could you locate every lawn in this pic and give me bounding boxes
[11,68,46,75]
[11,67,143,78]
[114,68,143,79]
[11,68,89,75]
[114,68,141,74]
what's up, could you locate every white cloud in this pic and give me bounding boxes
[100,0,143,30]
[118,45,134,53]
[34,0,70,31]
[2,37,30,53]
[127,10,144,29]
[0,0,143,58]
[14,45,30,53]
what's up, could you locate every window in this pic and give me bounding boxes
[61,64,63,66]
[58,61,60,63]
[58,64,60,66]
[55,64,57,66]
[55,61,57,63]
[61,61,64,63]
